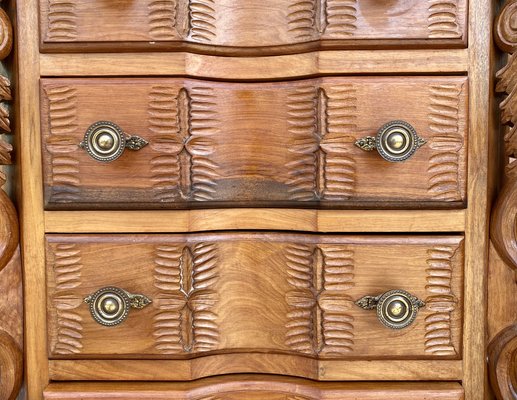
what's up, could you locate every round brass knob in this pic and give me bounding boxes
[84,287,151,327]
[355,120,427,162]
[80,121,149,162]
[355,289,425,330]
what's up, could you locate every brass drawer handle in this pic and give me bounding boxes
[84,286,152,327]
[355,289,425,330]
[79,121,149,162]
[355,120,426,162]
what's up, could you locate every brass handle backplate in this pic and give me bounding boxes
[79,121,149,162]
[355,120,426,162]
[84,286,152,327]
[355,289,425,330]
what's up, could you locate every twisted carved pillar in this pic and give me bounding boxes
[490,0,517,398]
[0,1,21,399]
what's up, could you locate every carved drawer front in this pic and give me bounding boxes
[46,233,464,368]
[43,380,465,400]
[41,77,468,209]
[39,0,467,53]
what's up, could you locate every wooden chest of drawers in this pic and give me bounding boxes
[14,0,496,399]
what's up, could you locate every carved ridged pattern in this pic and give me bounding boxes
[285,243,354,356]
[427,83,464,201]
[427,0,461,38]
[287,0,357,40]
[424,245,459,356]
[153,242,219,354]
[497,52,517,177]
[45,86,81,203]
[0,75,12,167]
[47,0,78,41]
[50,244,83,355]
[148,0,177,39]
[188,0,216,42]
[150,86,218,202]
[286,85,356,201]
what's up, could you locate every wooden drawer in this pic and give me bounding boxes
[46,233,463,372]
[43,379,465,399]
[39,0,468,54]
[41,76,468,210]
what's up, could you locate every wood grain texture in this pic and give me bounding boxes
[15,0,50,398]
[488,324,517,400]
[43,378,465,400]
[44,209,467,233]
[48,358,463,381]
[46,234,464,367]
[39,49,469,79]
[40,76,468,210]
[38,0,467,54]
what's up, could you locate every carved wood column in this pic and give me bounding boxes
[0,1,21,399]
[489,0,517,398]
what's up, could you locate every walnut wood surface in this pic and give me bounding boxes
[39,0,467,55]
[40,76,468,210]
[43,378,465,399]
[46,233,464,368]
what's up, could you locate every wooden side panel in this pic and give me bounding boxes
[46,234,464,364]
[39,0,468,53]
[43,379,465,400]
[40,76,468,210]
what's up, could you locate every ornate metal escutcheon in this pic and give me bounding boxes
[355,120,427,162]
[84,286,152,326]
[79,121,149,162]
[355,289,425,329]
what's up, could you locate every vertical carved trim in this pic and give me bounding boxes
[285,243,355,356]
[0,74,11,165]
[188,0,217,43]
[45,86,81,203]
[50,244,84,355]
[148,0,177,40]
[424,245,459,356]
[427,0,461,38]
[490,2,517,398]
[153,242,219,354]
[287,85,356,201]
[427,83,464,201]
[47,0,78,41]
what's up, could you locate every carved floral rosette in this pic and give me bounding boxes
[489,0,517,399]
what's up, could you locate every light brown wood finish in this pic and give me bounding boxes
[15,0,49,398]
[39,0,467,54]
[48,359,462,381]
[44,378,465,400]
[488,1,517,398]
[44,209,466,233]
[45,234,464,364]
[41,76,468,209]
[39,49,469,79]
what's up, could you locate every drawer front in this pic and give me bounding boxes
[41,77,468,209]
[46,233,463,363]
[39,0,467,53]
[43,380,465,400]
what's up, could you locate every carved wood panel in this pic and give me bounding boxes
[40,77,468,210]
[46,234,464,364]
[39,0,467,53]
